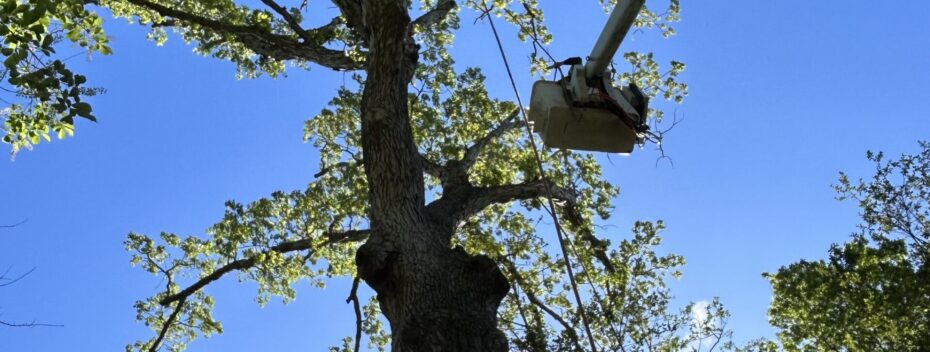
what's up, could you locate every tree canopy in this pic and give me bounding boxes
[766,142,930,350]
[0,0,107,155]
[2,0,742,351]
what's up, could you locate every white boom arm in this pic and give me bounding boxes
[584,0,646,81]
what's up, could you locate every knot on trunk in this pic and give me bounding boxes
[455,246,510,305]
[355,235,397,293]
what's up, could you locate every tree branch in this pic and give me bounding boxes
[159,229,370,306]
[331,0,365,34]
[0,267,35,287]
[122,0,362,70]
[502,259,583,351]
[309,16,344,37]
[455,179,577,221]
[346,277,362,352]
[411,0,457,29]
[260,0,312,43]
[314,159,363,179]
[461,107,523,170]
[0,320,63,328]
[420,108,524,189]
[148,298,185,352]
[420,154,446,179]
[0,219,27,228]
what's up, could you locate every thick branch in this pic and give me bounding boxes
[159,229,370,306]
[427,179,579,235]
[456,179,577,221]
[122,0,361,70]
[411,0,457,29]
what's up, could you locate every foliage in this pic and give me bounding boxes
[765,141,930,350]
[0,0,108,156]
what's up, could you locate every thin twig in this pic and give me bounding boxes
[0,267,35,287]
[0,319,63,328]
[0,219,28,228]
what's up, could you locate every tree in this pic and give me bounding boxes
[4,0,721,351]
[0,0,106,156]
[765,142,930,350]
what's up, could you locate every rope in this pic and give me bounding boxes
[480,7,598,352]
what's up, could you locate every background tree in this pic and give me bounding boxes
[0,0,107,156]
[765,141,930,350]
[5,0,730,351]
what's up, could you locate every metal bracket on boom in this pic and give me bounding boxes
[528,0,649,154]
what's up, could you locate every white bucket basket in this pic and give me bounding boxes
[528,81,640,154]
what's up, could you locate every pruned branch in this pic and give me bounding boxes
[122,0,362,70]
[411,0,457,29]
[159,229,370,306]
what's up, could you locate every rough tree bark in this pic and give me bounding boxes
[353,0,511,350]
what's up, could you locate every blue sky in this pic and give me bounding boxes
[2,0,929,350]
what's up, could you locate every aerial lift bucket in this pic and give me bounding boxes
[529,81,640,153]
[527,0,647,154]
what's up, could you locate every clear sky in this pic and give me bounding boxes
[2,1,929,350]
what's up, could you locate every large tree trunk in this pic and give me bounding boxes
[354,0,511,350]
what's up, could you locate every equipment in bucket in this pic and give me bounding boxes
[528,0,649,154]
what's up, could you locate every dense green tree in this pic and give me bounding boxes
[4,0,733,351]
[766,142,930,351]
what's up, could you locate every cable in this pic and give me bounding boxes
[481,6,598,352]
